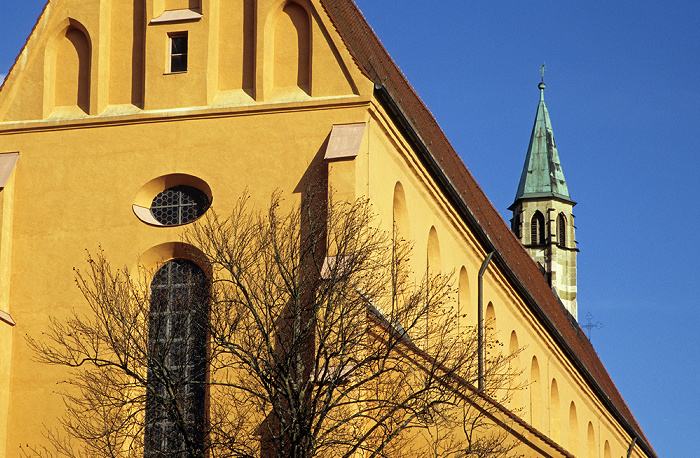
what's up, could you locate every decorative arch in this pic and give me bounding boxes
[392,182,409,241]
[587,422,596,458]
[427,226,441,274]
[531,210,545,245]
[137,242,210,277]
[557,213,567,247]
[569,401,579,454]
[550,379,561,441]
[530,356,542,427]
[46,19,92,115]
[273,2,310,92]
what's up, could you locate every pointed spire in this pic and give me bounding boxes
[512,81,573,206]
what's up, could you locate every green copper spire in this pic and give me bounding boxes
[512,82,573,205]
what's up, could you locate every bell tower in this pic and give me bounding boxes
[509,79,578,318]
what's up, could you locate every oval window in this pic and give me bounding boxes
[150,185,210,226]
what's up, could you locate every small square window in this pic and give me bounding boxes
[169,33,188,73]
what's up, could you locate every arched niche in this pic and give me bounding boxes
[569,401,579,454]
[54,23,91,114]
[508,331,521,409]
[603,440,612,458]
[458,266,469,328]
[392,182,409,242]
[550,378,561,440]
[587,422,596,458]
[530,356,541,427]
[427,226,440,274]
[485,302,496,334]
[274,2,310,92]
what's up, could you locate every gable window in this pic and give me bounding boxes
[531,211,545,245]
[169,33,188,73]
[146,259,208,457]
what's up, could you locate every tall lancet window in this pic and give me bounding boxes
[530,211,545,245]
[146,259,208,457]
[557,213,567,247]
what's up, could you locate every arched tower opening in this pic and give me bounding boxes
[557,213,567,247]
[530,211,545,245]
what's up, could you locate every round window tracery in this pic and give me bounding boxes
[150,185,210,226]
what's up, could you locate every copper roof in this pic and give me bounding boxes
[513,83,574,206]
[319,1,655,456]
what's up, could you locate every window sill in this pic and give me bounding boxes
[151,8,202,24]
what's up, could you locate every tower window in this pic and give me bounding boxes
[557,213,567,247]
[146,259,208,457]
[150,185,210,226]
[531,211,545,245]
[169,33,188,73]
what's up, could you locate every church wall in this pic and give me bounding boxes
[0,0,650,457]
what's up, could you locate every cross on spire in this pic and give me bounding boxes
[540,61,547,82]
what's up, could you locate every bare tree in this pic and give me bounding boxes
[25,192,521,458]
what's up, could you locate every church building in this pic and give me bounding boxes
[0,1,655,457]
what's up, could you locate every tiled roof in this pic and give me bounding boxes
[319,1,655,456]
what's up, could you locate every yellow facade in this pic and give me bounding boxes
[0,1,654,457]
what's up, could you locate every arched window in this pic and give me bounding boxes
[531,211,545,245]
[557,213,567,247]
[146,259,208,457]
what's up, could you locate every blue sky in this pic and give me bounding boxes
[2,1,698,456]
